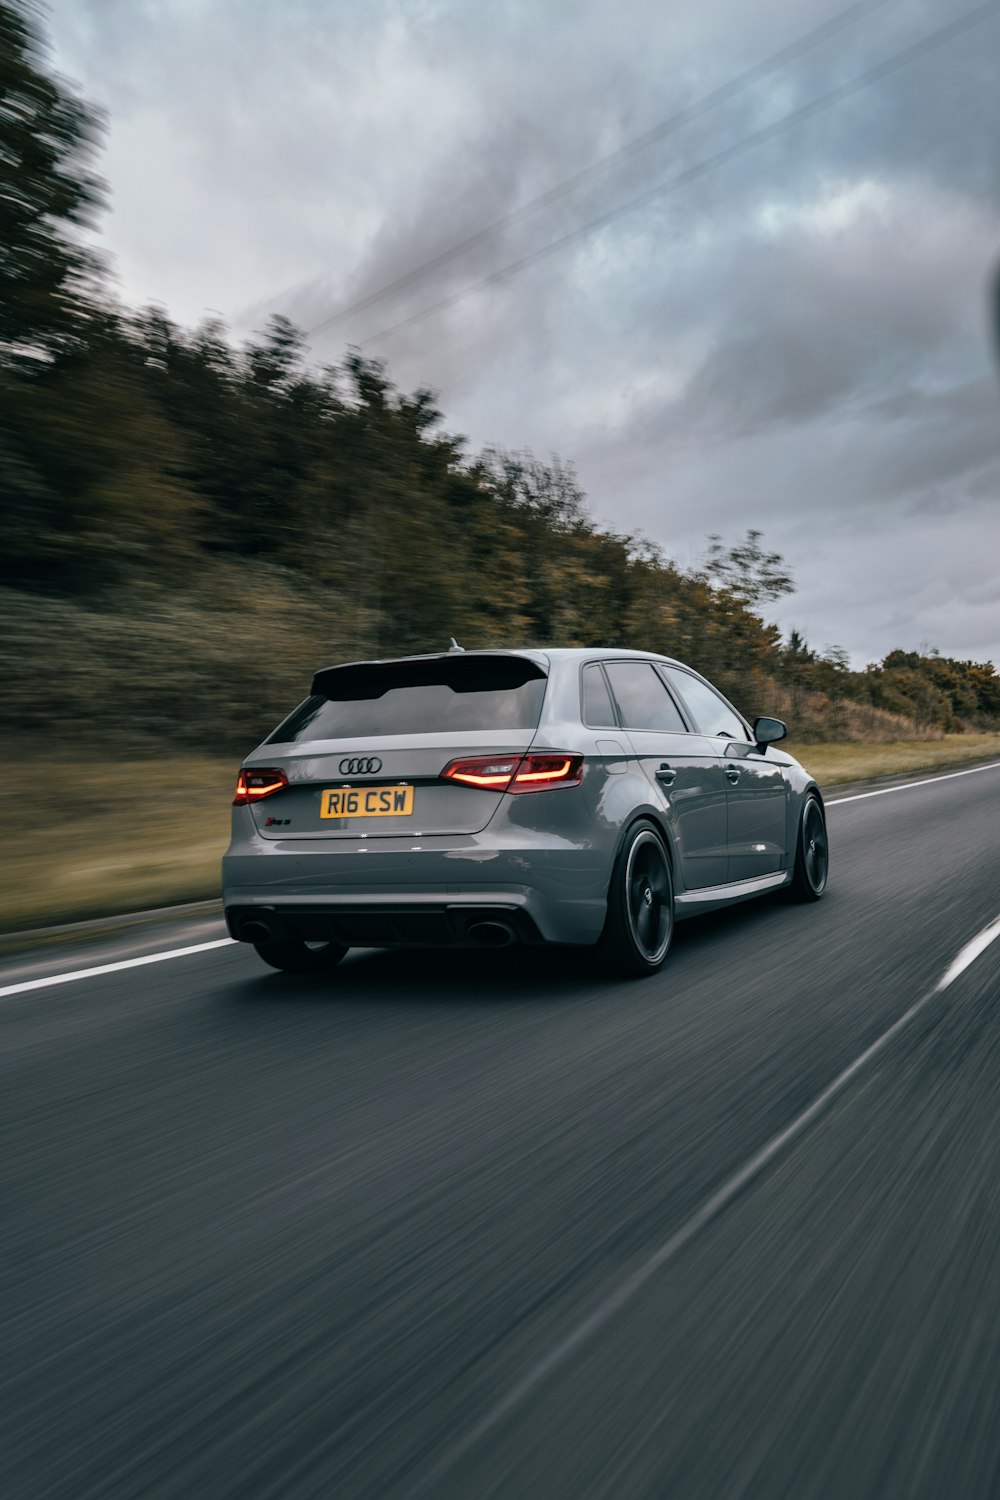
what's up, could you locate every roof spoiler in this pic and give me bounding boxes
[311,653,546,701]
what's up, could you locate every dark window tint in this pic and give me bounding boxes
[581,664,617,726]
[660,666,748,741]
[267,656,547,743]
[605,662,687,732]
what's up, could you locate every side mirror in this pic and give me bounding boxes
[753,716,787,752]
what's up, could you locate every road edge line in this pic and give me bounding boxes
[0,939,236,1000]
[825,758,1000,806]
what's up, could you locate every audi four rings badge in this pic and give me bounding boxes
[339,756,383,775]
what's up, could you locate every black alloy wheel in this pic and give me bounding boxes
[599,822,674,977]
[789,794,829,901]
[254,939,349,974]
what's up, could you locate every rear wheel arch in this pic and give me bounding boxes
[609,806,680,894]
[646,809,680,889]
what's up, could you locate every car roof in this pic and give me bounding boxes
[540,647,687,665]
[316,646,690,672]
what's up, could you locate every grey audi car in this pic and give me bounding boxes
[222,647,828,977]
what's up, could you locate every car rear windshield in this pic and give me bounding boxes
[267,655,548,743]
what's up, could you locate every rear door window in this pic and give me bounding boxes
[659,666,749,741]
[267,655,547,743]
[605,662,688,732]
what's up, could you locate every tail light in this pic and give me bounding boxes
[442,752,583,794]
[233,767,288,805]
[511,753,583,790]
[442,755,522,788]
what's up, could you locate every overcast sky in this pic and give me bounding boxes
[47,0,1000,666]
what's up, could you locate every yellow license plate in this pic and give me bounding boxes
[320,785,414,818]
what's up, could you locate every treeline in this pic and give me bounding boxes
[1,0,997,751]
[0,308,803,743]
[779,638,1000,735]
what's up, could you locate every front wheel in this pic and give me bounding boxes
[598,822,674,977]
[253,939,348,974]
[788,794,829,901]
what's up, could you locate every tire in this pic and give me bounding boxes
[788,793,829,901]
[253,939,348,974]
[598,821,674,977]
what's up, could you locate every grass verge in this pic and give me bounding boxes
[793,734,1000,789]
[5,735,1000,934]
[5,757,235,935]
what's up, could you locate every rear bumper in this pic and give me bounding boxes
[224,897,545,949]
[222,829,609,947]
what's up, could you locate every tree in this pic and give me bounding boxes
[478,449,591,640]
[0,1,108,366]
[704,530,795,611]
[0,1,118,589]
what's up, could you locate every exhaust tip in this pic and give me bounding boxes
[240,919,274,945]
[467,920,515,949]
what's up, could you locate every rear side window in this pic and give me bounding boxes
[581,664,617,727]
[267,655,547,743]
[605,662,687,732]
[660,666,748,741]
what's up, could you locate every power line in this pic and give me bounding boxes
[356,1,999,349]
[300,0,894,340]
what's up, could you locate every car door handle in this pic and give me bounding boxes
[725,766,741,783]
[655,764,676,785]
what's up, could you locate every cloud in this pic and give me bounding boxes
[46,0,1000,665]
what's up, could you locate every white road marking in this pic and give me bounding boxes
[0,939,236,999]
[936,910,1000,990]
[825,758,1000,806]
[407,906,1000,1496]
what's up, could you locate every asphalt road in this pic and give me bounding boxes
[3,764,1000,1500]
